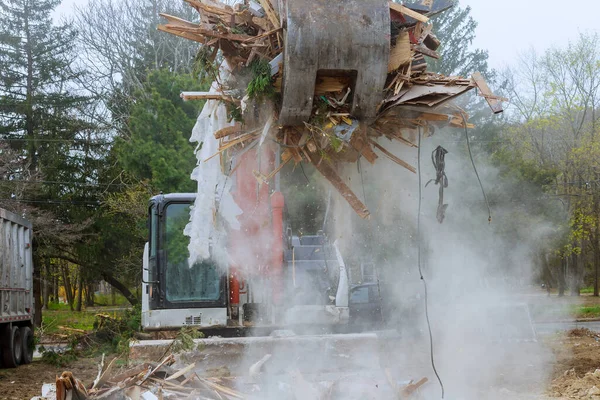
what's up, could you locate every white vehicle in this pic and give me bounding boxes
[140,193,349,334]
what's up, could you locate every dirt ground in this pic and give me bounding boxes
[2,327,600,400]
[0,357,100,400]
[548,328,600,399]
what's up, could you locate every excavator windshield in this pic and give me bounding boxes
[164,203,220,303]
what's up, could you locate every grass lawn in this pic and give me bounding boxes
[575,305,600,319]
[41,303,128,335]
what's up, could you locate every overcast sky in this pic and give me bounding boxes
[461,0,600,70]
[54,0,600,71]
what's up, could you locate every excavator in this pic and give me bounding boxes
[140,151,351,334]
[139,0,461,336]
[133,2,535,398]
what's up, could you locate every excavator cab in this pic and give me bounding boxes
[141,193,350,333]
[142,193,229,331]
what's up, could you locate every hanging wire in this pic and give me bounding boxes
[418,127,445,399]
[461,113,492,223]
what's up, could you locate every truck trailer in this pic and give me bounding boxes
[0,208,35,368]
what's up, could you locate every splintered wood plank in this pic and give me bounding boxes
[159,14,200,29]
[214,125,243,139]
[184,0,233,16]
[370,139,416,173]
[258,0,280,29]
[350,130,379,164]
[315,76,349,95]
[472,72,504,114]
[369,127,418,148]
[173,25,253,42]
[417,112,450,122]
[157,25,207,44]
[412,43,440,59]
[389,2,430,23]
[402,377,429,397]
[388,31,411,72]
[305,151,370,219]
[180,91,240,103]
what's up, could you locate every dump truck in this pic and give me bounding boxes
[0,208,35,368]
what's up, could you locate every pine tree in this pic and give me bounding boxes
[428,1,494,81]
[0,0,99,322]
[0,0,90,170]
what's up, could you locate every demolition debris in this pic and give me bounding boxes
[33,353,428,400]
[158,0,505,219]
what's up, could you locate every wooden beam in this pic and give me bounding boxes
[370,139,416,173]
[164,24,253,42]
[472,72,504,114]
[388,31,412,72]
[350,132,379,165]
[305,151,370,219]
[157,25,207,44]
[184,0,233,16]
[389,2,430,23]
[180,91,240,104]
[258,0,280,29]
[412,43,440,59]
[159,13,199,29]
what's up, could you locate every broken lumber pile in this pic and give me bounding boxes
[34,353,429,400]
[158,0,506,219]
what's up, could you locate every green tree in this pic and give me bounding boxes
[428,1,493,81]
[498,33,600,296]
[0,0,102,322]
[116,69,207,193]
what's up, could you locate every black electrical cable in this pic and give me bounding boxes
[417,128,445,399]
[461,114,492,223]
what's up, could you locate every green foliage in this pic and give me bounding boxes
[116,69,207,194]
[42,309,98,334]
[171,326,205,353]
[428,2,493,81]
[40,346,79,367]
[576,305,600,318]
[94,293,130,306]
[93,305,141,355]
[226,102,244,123]
[247,59,274,99]
[193,46,219,84]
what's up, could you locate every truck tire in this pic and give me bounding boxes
[1,325,22,368]
[20,327,33,365]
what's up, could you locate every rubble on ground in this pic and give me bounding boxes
[551,369,600,399]
[31,353,428,400]
[158,0,505,218]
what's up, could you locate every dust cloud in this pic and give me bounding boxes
[186,75,559,397]
[327,131,558,399]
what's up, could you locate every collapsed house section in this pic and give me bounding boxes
[158,0,505,219]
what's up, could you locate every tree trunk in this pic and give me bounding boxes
[558,257,567,297]
[53,271,59,303]
[76,269,83,312]
[32,248,42,327]
[570,251,582,296]
[102,272,138,306]
[85,283,94,307]
[62,263,74,311]
[42,258,50,310]
[595,244,600,297]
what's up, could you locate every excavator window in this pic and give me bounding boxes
[164,203,220,303]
